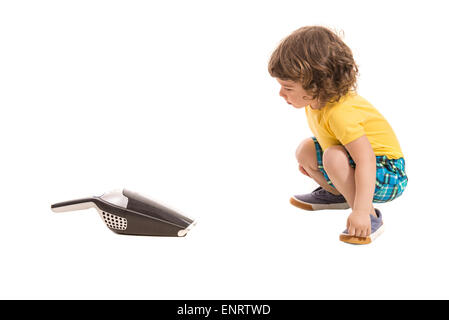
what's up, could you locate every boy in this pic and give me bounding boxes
[268,26,408,244]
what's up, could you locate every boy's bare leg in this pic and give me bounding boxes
[295,138,342,196]
[300,165,342,196]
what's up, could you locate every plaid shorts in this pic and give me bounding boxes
[311,137,408,203]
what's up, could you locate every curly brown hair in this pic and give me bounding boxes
[268,26,359,105]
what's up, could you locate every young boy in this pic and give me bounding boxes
[268,26,408,245]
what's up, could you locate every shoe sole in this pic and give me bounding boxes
[289,197,350,211]
[339,224,385,245]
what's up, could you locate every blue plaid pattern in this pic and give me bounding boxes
[311,137,408,203]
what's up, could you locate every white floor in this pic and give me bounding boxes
[1,0,448,300]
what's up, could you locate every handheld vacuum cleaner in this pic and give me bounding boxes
[51,189,195,237]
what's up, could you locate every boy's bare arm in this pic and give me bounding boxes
[345,135,376,214]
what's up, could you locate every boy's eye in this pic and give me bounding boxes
[285,88,292,91]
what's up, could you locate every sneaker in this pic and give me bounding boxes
[339,208,384,245]
[290,186,350,211]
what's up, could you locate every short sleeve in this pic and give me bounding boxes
[328,106,366,145]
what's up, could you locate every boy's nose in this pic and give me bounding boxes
[279,90,286,99]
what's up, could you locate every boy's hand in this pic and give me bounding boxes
[346,211,371,237]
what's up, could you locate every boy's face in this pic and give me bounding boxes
[276,78,316,109]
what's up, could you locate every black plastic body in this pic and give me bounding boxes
[51,191,194,237]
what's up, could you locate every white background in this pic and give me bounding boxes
[1,0,448,299]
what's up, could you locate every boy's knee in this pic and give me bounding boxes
[295,138,317,170]
[322,146,349,172]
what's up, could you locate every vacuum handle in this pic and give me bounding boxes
[51,198,97,213]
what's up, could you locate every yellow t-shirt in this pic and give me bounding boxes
[305,92,404,159]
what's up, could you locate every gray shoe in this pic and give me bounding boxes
[340,208,384,245]
[290,186,350,211]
